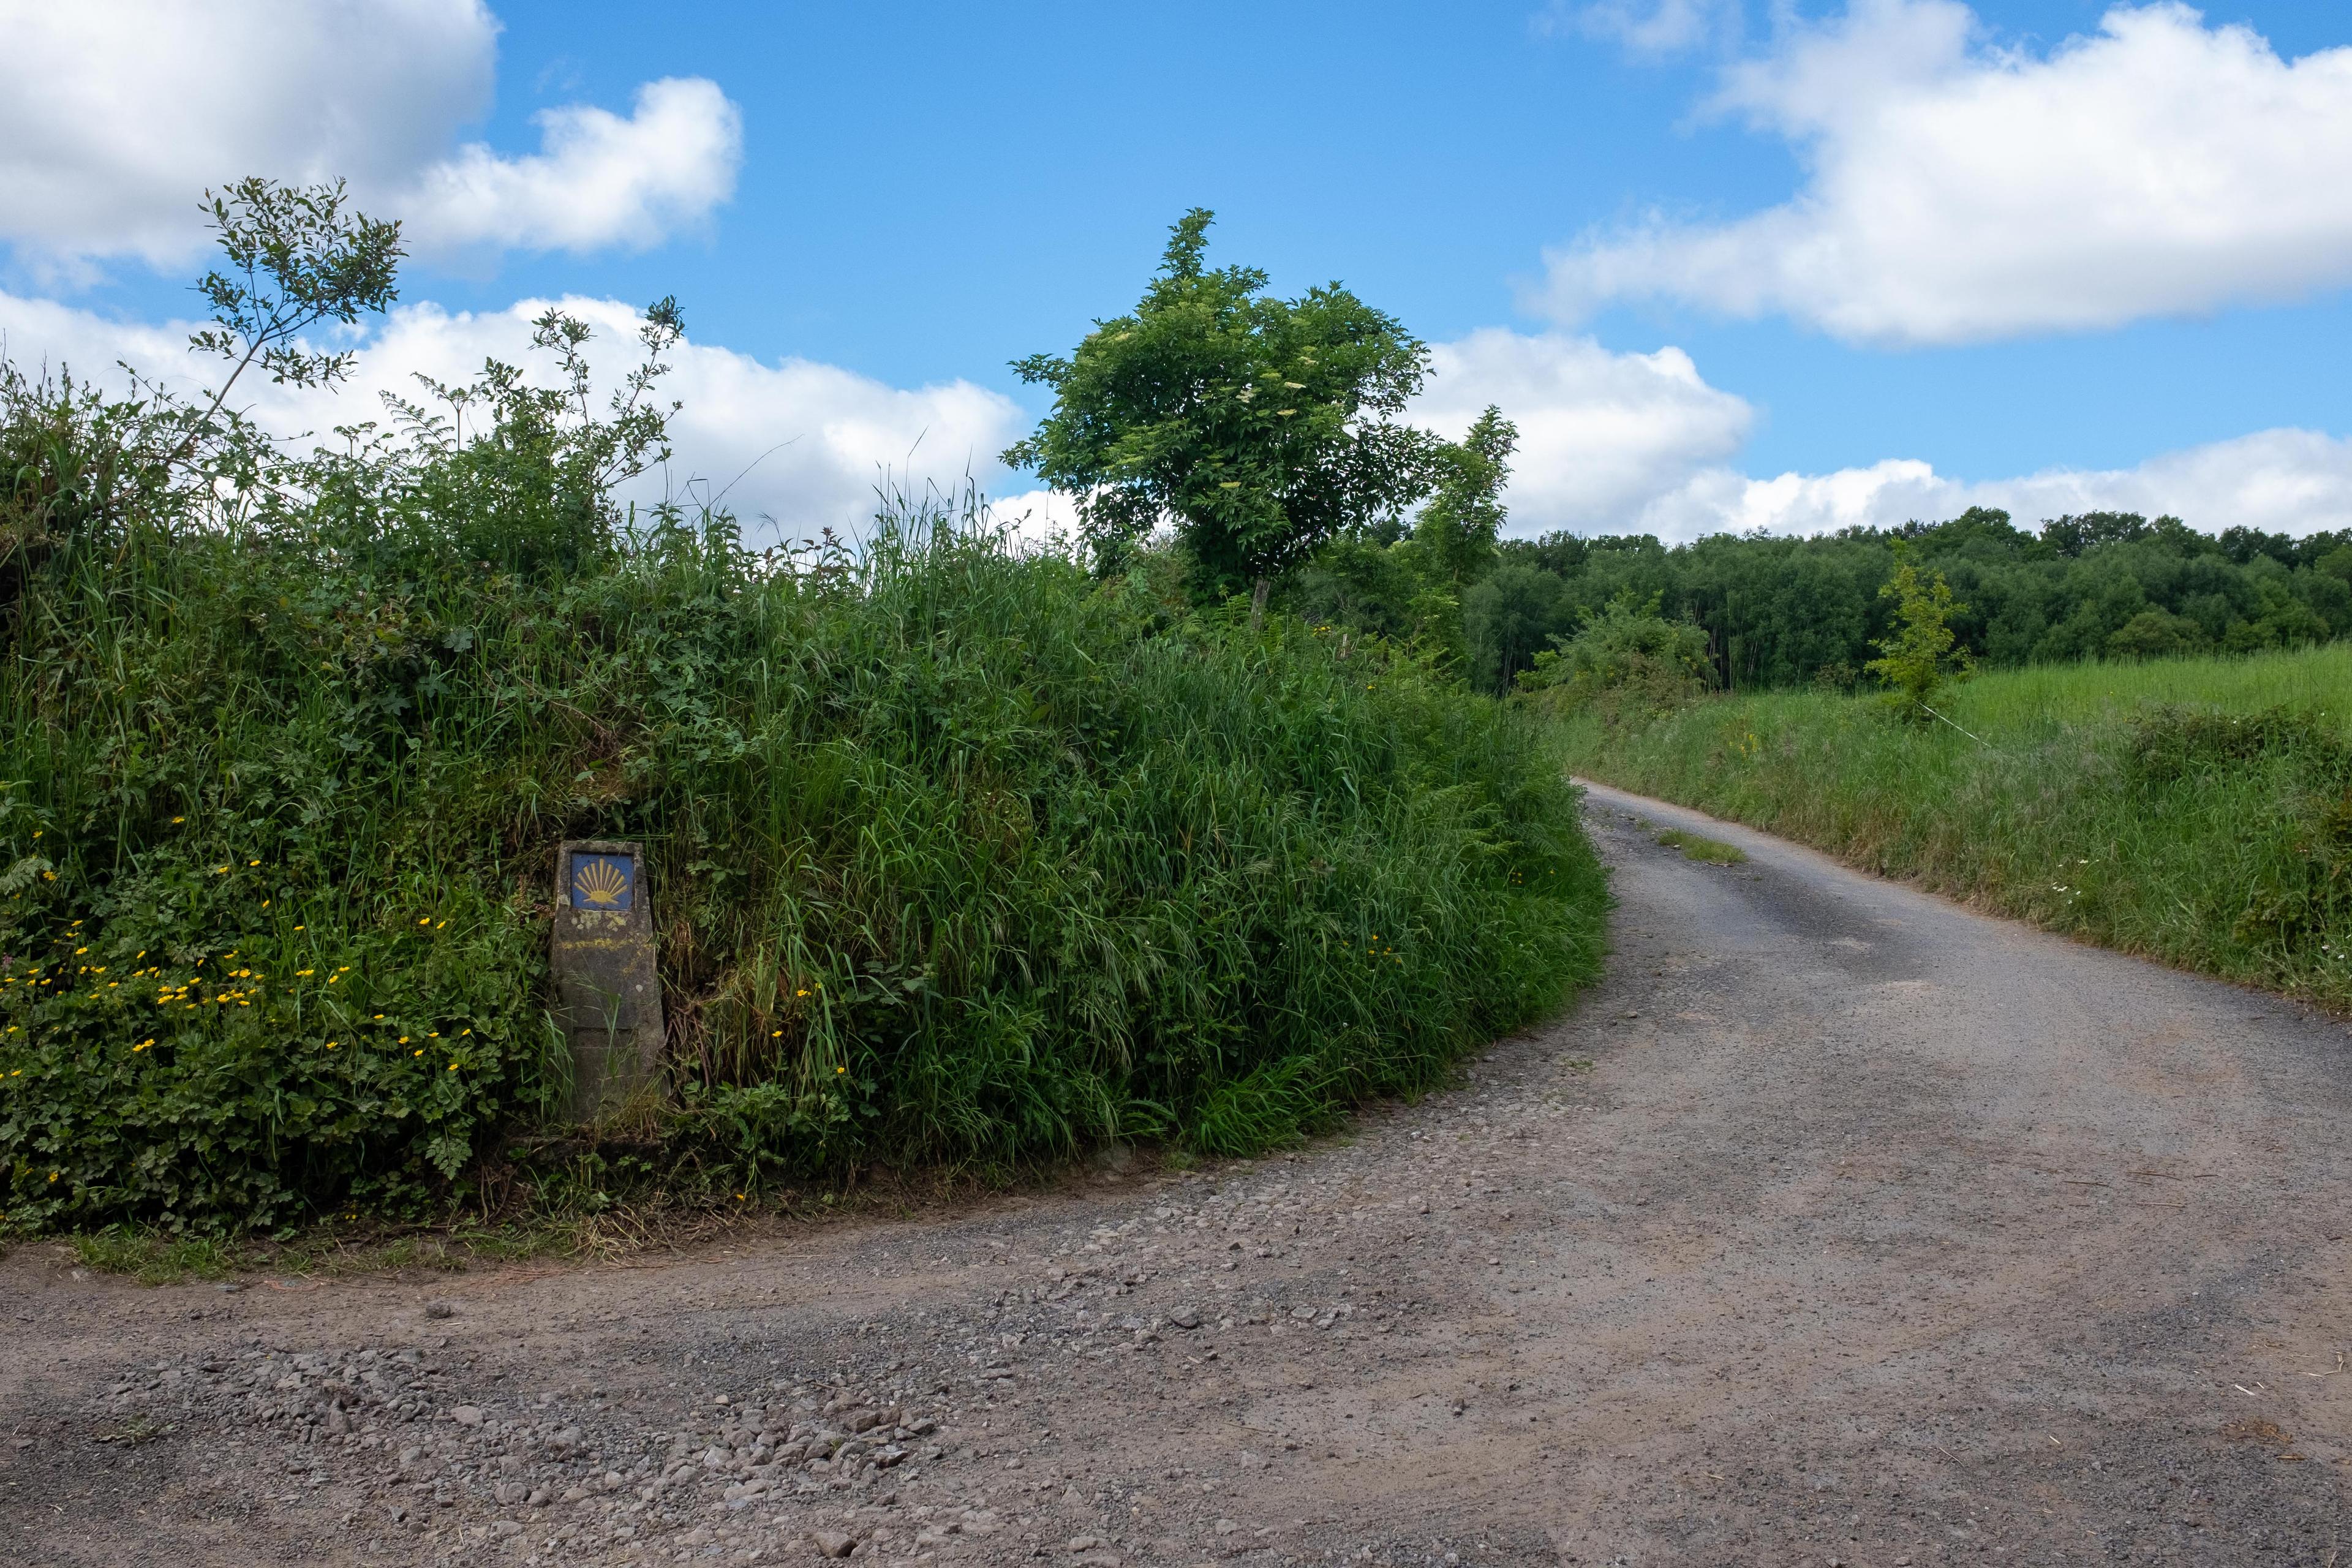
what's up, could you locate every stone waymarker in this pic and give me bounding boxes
[551,839,665,1120]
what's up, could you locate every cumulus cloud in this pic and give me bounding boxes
[1635,429,2352,542]
[0,290,1025,542]
[1414,328,1753,532]
[1544,1,2352,344]
[0,0,741,270]
[401,78,741,256]
[1407,331,2348,545]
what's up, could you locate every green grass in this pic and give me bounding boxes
[1923,641,2352,727]
[0,361,1610,1237]
[1653,827,1746,865]
[65,1215,629,1284]
[71,1226,239,1284]
[1556,645,2352,1009]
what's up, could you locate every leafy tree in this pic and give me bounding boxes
[1003,210,1439,614]
[1287,530,1421,643]
[1867,542,1972,717]
[2041,511,2171,557]
[2107,608,2207,660]
[1462,564,1568,694]
[1413,405,1516,586]
[2,179,404,579]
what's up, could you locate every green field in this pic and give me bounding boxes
[1555,644,2352,1009]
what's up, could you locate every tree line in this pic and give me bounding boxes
[1463,510,2352,695]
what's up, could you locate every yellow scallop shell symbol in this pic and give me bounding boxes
[573,856,629,907]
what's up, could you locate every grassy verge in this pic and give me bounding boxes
[1555,644,2352,1009]
[1652,827,1746,865]
[59,1212,714,1285]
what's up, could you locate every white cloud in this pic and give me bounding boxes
[1557,0,1741,55]
[10,290,2339,554]
[1544,1,2352,344]
[1402,328,2348,545]
[0,0,739,271]
[402,78,742,256]
[1635,429,2352,541]
[1415,329,1754,532]
[0,290,1025,543]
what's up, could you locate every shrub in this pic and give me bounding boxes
[1866,543,1972,718]
[1518,590,1714,718]
[2107,608,2208,660]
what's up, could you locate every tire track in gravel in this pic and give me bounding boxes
[7,780,2352,1567]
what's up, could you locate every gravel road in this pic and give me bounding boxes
[7,782,2352,1568]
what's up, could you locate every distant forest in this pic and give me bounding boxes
[1464,510,2352,694]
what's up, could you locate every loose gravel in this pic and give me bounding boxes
[7,785,2352,1566]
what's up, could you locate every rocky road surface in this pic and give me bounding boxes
[7,782,2352,1567]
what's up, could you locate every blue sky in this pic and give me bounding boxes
[6,1,2351,541]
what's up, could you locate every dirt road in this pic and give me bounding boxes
[8,782,2352,1567]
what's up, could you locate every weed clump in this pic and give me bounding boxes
[2124,706,2352,951]
[1654,828,1746,865]
[2125,704,2351,785]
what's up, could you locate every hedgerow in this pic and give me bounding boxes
[0,341,1607,1234]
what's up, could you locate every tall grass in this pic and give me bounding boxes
[1554,646,2352,1009]
[0,445,1608,1232]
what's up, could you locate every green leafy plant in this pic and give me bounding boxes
[1518,590,1714,717]
[1866,542,1972,718]
[1003,209,1460,616]
[188,179,404,407]
[1412,406,1516,588]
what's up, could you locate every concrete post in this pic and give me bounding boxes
[551,839,665,1120]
